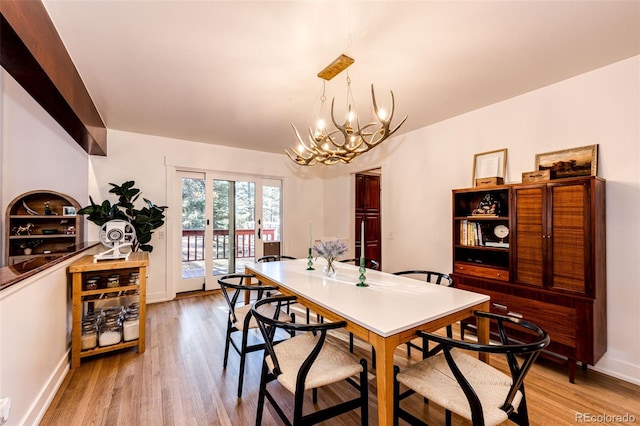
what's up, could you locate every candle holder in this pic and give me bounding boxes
[306,247,315,270]
[356,257,368,287]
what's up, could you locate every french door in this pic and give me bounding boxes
[177,171,282,292]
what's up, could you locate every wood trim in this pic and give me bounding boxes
[0,0,106,155]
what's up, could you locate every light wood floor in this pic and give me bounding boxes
[41,293,640,426]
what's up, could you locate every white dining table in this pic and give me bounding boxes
[246,258,490,426]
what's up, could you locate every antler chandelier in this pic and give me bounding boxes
[286,54,407,166]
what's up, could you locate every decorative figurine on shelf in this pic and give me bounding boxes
[12,222,34,235]
[22,200,39,215]
[472,193,501,216]
[44,201,53,215]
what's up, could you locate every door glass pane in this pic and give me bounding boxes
[263,182,281,241]
[213,180,231,275]
[235,181,256,273]
[181,177,205,280]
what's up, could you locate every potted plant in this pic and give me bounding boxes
[77,181,168,252]
[16,239,43,255]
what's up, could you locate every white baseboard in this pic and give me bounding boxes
[593,356,640,386]
[147,291,171,304]
[21,350,70,426]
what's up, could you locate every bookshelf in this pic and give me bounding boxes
[5,190,83,266]
[452,187,511,281]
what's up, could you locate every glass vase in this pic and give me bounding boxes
[323,260,336,278]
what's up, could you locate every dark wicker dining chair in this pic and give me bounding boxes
[393,270,454,358]
[252,295,369,426]
[339,258,380,270]
[256,254,312,320]
[256,255,297,262]
[394,311,550,426]
[218,274,294,398]
[338,258,380,365]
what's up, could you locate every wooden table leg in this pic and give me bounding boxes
[370,332,399,426]
[476,301,490,363]
[243,270,251,305]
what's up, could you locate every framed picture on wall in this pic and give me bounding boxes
[472,148,507,187]
[535,144,598,179]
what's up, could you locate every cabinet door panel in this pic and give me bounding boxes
[514,187,545,286]
[551,184,587,293]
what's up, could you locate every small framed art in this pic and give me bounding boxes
[63,206,76,216]
[472,148,507,187]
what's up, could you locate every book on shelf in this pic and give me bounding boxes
[460,220,485,247]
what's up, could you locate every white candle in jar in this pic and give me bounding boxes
[309,221,312,248]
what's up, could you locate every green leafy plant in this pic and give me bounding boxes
[77,181,168,252]
[14,239,43,249]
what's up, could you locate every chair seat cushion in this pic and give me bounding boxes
[266,332,363,393]
[233,303,290,331]
[397,349,522,426]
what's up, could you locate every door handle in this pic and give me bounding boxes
[258,228,261,239]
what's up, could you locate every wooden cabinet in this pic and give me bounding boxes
[452,177,606,382]
[5,190,83,265]
[68,252,148,368]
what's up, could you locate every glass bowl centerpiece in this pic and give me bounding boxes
[313,239,348,277]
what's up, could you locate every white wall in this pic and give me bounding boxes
[87,129,325,302]
[0,69,91,425]
[0,70,89,264]
[322,56,640,384]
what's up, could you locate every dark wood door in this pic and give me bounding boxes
[355,173,381,268]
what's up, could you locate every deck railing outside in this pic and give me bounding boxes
[182,229,275,261]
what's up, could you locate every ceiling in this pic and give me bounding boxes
[42,1,639,156]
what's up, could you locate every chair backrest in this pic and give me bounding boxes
[256,255,278,262]
[339,258,380,270]
[251,295,346,379]
[257,255,296,262]
[418,311,550,424]
[217,274,279,324]
[393,270,453,286]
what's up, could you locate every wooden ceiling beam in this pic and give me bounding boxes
[0,0,106,156]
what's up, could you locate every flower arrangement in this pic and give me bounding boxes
[313,239,348,276]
